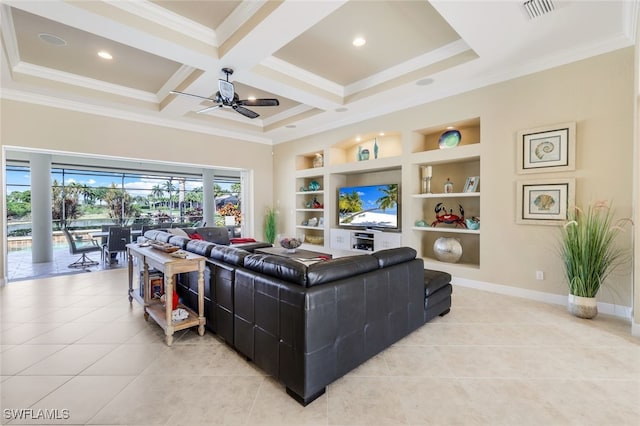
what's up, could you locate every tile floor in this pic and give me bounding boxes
[1,269,639,425]
[7,246,126,282]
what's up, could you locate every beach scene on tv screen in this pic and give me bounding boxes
[338,184,398,228]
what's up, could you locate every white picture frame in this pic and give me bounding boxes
[516,178,575,225]
[517,122,576,173]
[463,176,479,193]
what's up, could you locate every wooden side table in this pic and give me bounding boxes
[127,243,205,346]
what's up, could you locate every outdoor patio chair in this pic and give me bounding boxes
[63,228,101,269]
[102,226,131,266]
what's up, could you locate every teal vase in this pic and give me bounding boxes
[374,138,379,159]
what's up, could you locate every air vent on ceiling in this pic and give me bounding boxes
[523,0,554,19]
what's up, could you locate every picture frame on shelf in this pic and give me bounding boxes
[516,178,575,225]
[463,176,479,193]
[318,217,324,227]
[517,122,575,173]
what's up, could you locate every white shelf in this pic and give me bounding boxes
[296,190,324,195]
[412,226,480,235]
[411,143,481,164]
[296,225,325,230]
[296,208,325,212]
[295,168,325,178]
[412,192,480,198]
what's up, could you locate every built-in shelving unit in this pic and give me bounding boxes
[411,117,481,268]
[291,119,481,267]
[294,151,326,248]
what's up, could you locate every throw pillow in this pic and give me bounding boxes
[190,232,204,240]
[167,228,189,238]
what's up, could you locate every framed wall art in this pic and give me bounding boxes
[517,122,575,173]
[516,178,575,225]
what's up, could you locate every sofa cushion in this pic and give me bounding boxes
[424,269,452,297]
[306,255,379,287]
[143,229,168,241]
[243,254,308,286]
[195,227,230,245]
[230,241,273,253]
[185,239,216,257]
[209,245,249,266]
[153,231,172,243]
[168,235,190,249]
[372,247,417,268]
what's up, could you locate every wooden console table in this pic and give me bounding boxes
[127,243,205,346]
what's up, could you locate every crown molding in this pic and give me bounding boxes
[13,62,158,103]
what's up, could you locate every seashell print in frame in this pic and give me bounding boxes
[516,178,575,225]
[517,122,576,173]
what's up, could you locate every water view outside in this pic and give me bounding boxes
[6,164,243,243]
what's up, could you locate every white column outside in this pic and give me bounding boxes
[30,153,53,263]
[202,169,215,227]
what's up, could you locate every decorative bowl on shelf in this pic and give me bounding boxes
[438,129,461,149]
[308,180,321,191]
[305,235,324,245]
[279,236,304,252]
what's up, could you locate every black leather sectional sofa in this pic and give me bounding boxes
[142,229,452,405]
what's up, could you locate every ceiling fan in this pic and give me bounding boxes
[170,68,279,119]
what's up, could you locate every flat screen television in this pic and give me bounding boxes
[338,183,399,230]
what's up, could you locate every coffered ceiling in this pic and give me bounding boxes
[0,1,637,145]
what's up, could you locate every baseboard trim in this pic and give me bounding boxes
[633,321,640,337]
[452,277,632,319]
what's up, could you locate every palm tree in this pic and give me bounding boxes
[339,191,363,214]
[151,184,164,209]
[163,179,176,218]
[376,184,398,210]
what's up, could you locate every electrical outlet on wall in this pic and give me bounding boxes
[536,271,544,280]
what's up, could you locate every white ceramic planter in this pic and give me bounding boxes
[567,294,598,319]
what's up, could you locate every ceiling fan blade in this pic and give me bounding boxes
[233,105,259,119]
[197,105,222,114]
[171,90,217,103]
[237,98,280,107]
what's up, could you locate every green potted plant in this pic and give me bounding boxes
[264,207,277,245]
[560,200,631,319]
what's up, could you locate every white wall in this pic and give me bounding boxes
[274,48,636,310]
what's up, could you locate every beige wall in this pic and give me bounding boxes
[274,48,636,309]
[0,100,274,282]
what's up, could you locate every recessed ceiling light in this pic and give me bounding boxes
[247,96,256,101]
[352,37,366,47]
[335,107,348,112]
[416,78,434,86]
[38,33,67,46]
[379,132,385,136]
[97,51,113,60]
[356,136,361,142]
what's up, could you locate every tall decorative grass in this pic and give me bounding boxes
[560,201,630,297]
[264,207,277,244]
